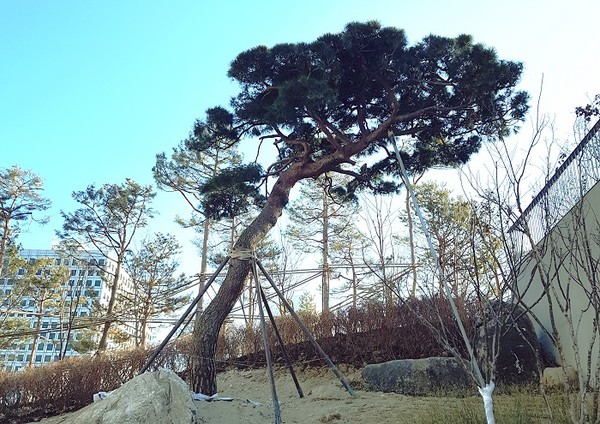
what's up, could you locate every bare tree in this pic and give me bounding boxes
[358,193,406,307]
[503,112,600,423]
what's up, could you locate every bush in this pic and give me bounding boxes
[0,298,471,423]
[0,349,149,424]
[224,298,472,368]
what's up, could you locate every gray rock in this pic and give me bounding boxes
[541,366,578,390]
[53,369,198,424]
[361,357,473,395]
[474,302,541,386]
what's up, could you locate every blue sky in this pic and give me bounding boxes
[1,0,599,275]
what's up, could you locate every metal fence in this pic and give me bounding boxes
[509,119,600,248]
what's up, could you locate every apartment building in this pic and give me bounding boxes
[0,248,138,371]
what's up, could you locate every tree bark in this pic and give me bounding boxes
[321,190,330,313]
[97,256,123,352]
[190,112,397,394]
[0,217,11,277]
[190,170,299,394]
[29,300,44,368]
[196,218,211,316]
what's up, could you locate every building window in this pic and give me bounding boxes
[35,355,42,362]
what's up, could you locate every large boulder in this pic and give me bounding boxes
[51,369,198,424]
[361,357,473,395]
[474,302,541,386]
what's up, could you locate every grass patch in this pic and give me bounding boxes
[417,391,572,424]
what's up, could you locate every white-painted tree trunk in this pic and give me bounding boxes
[393,139,497,424]
[478,382,496,424]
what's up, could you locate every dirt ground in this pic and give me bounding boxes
[196,366,462,423]
[33,365,471,424]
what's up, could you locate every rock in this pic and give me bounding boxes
[474,302,541,386]
[361,357,473,395]
[55,369,198,424]
[541,366,578,389]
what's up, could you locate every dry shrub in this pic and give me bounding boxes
[0,297,474,423]
[0,348,151,424]
[217,298,474,369]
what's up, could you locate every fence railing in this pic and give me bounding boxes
[509,119,600,247]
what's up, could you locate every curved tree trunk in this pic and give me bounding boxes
[189,115,394,394]
[190,171,298,394]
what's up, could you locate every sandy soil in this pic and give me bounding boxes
[198,366,456,423]
[33,366,467,424]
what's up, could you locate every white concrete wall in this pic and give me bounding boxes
[516,181,600,382]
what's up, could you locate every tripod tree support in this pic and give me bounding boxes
[255,259,355,397]
[140,251,351,424]
[140,256,231,374]
[258,285,304,398]
[252,260,282,424]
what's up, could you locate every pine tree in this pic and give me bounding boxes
[17,257,69,367]
[58,179,155,351]
[286,173,358,312]
[190,21,529,394]
[0,165,50,276]
[124,233,189,348]
[154,109,243,312]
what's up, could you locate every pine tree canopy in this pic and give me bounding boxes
[188,21,529,396]
[220,21,528,195]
